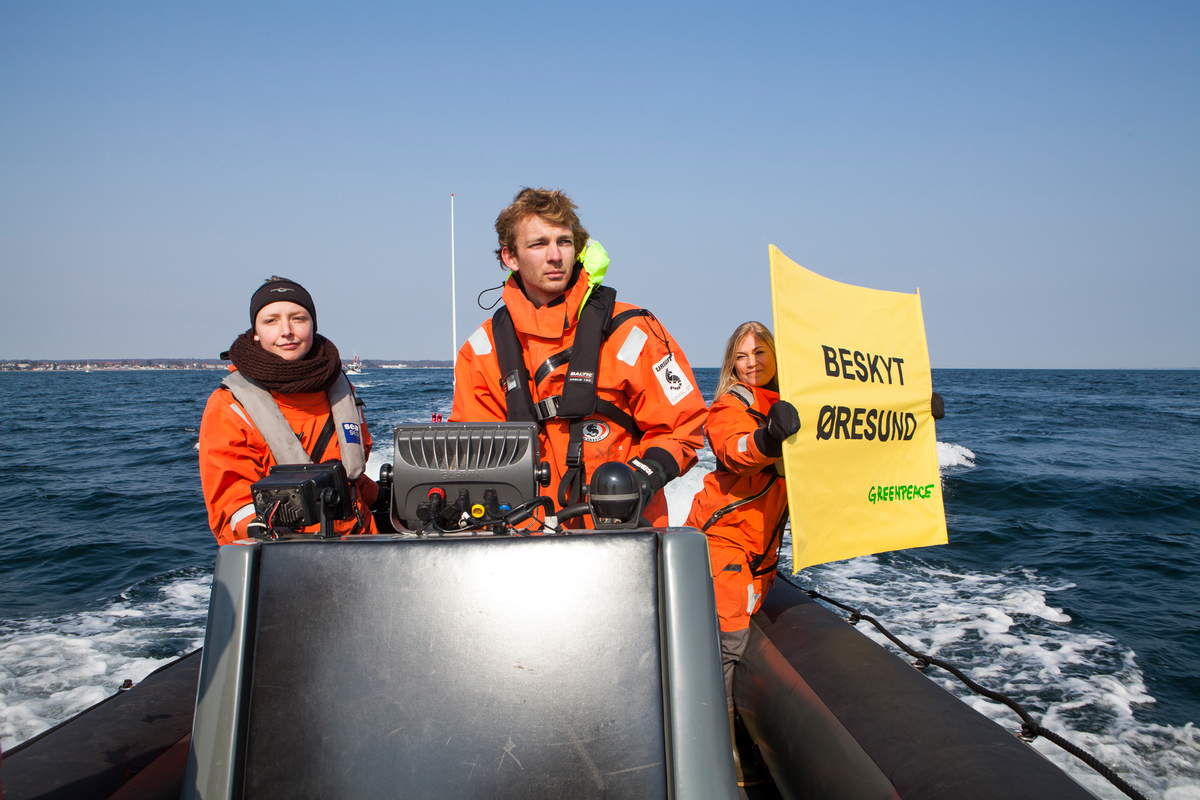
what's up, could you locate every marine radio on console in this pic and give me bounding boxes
[250,461,355,539]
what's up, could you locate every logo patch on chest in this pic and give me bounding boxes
[582,420,610,443]
[342,422,361,444]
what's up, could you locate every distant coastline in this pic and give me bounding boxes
[3,361,1194,373]
[0,359,454,372]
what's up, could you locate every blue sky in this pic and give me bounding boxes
[2,1,1196,367]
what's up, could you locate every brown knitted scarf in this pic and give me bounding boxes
[226,329,343,394]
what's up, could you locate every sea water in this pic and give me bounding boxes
[0,368,1197,798]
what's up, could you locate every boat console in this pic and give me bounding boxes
[184,530,737,799]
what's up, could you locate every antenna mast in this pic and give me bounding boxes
[450,194,457,365]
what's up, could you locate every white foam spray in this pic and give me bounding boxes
[0,572,210,751]
[938,441,976,470]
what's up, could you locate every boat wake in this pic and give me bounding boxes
[0,569,210,751]
[791,552,1200,798]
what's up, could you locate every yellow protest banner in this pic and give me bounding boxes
[769,246,946,570]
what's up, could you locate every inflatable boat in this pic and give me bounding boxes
[0,423,1101,799]
[0,531,1099,800]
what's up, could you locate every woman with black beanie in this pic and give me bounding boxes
[198,277,379,544]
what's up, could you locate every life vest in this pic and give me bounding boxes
[701,384,788,577]
[490,283,653,507]
[220,370,367,479]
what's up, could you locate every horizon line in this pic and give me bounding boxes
[2,359,1197,372]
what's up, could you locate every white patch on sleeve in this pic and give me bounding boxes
[229,403,254,429]
[231,503,256,527]
[652,353,695,406]
[737,434,750,453]
[747,583,762,614]
[468,325,492,356]
[616,325,648,366]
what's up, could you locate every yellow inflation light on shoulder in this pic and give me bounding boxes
[576,240,610,317]
[769,245,947,571]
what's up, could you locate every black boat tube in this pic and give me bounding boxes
[0,651,201,800]
[736,580,1098,800]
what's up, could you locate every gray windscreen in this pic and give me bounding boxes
[241,534,668,799]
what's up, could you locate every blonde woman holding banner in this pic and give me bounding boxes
[685,321,799,785]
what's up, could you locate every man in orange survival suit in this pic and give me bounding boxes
[450,188,707,527]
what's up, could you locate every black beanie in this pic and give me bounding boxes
[249,279,317,330]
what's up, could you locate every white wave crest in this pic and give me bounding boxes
[0,573,211,750]
[938,441,976,470]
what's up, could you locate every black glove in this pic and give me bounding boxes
[627,456,668,507]
[931,392,945,420]
[754,401,801,458]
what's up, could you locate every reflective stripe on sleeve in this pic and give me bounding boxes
[468,326,492,356]
[738,434,750,453]
[617,325,648,366]
[229,403,254,428]
[231,503,256,530]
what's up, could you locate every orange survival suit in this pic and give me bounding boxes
[685,382,789,699]
[450,267,707,527]
[199,367,377,545]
